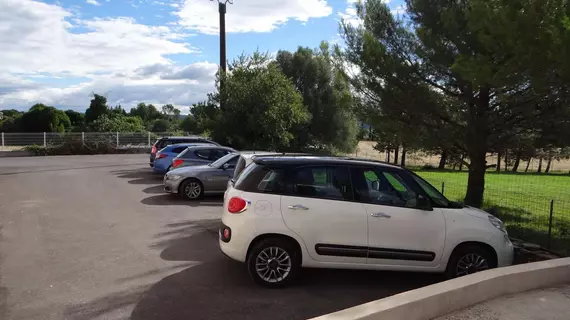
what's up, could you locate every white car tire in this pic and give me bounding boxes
[247,238,301,288]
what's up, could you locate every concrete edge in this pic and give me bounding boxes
[310,257,570,320]
[0,151,34,157]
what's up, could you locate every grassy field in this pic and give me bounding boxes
[416,170,570,255]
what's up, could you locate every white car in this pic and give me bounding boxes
[219,156,514,287]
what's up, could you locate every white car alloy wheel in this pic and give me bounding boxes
[455,253,489,276]
[184,181,202,199]
[255,247,292,283]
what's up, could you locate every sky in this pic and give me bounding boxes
[0,0,405,114]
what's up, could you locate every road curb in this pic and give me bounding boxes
[310,257,570,320]
[0,151,34,157]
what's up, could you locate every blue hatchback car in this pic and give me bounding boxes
[153,143,210,174]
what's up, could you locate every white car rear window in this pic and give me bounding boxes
[234,162,258,187]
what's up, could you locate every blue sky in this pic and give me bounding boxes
[0,0,405,113]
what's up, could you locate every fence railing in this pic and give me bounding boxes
[420,174,570,256]
[0,132,191,149]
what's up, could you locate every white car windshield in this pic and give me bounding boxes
[209,153,237,167]
[411,174,450,207]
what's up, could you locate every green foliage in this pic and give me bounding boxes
[20,104,71,132]
[85,94,109,123]
[275,43,358,153]
[211,51,310,150]
[179,114,198,133]
[161,104,181,120]
[129,103,162,124]
[65,110,85,129]
[109,105,128,116]
[339,0,570,206]
[88,114,145,132]
[151,118,171,132]
[23,138,140,156]
[0,109,24,119]
[0,109,24,132]
[189,101,219,134]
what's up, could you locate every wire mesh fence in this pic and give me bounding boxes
[0,132,192,149]
[418,171,570,256]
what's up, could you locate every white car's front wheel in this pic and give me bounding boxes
[445,245,495,279]
[247,238,301,288]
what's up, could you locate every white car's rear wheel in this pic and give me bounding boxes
[247,238,300,288]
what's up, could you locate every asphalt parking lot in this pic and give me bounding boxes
[0,154,442,320]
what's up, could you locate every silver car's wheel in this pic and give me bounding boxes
[255,247,292,283]
[456,253,489,276]
[179,179,204,200]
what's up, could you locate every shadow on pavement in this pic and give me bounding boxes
[131,219,442,320]
[111,168,162,185]
[141,194,223,207]
[141,185,165,194]
[66,286,149,320]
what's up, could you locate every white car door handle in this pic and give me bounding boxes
[288,205,309,210]
[370,212,391,218]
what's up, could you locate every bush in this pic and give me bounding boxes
[24,136,139,156]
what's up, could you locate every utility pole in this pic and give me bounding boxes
[214,0,232,110]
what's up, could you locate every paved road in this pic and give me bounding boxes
[0,155,441,320]
[436,285,570,320]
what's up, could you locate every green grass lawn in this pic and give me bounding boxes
[415,170,570,255]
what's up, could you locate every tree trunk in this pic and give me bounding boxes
[525,158,532,172]
[393,145,399,165]
[537,157,543,173]
[465,150,487,208]
[511,151,522,172]
[459,154,465,171]
[438,150,448,169]
[545,157,552,173]
[386,150,391,163]
[496,152,501,172]
[400,148,407,167]
[464,87,489,208]
[504,151,509,172]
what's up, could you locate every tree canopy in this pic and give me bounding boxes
[339,0,570,207]
[210,52,310,150]
[19,104,71,132]
[85,94,109,123]
[88,114,145,132]
[275,43,358,153]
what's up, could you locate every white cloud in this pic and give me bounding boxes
[86,0,101,5]
[0,0,210,111]
[0,62,218,112]
[175,0,332,34]
[339,0,391,28]
[0,0,194,77]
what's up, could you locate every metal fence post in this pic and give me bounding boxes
[43,132,46,147]
[441,182,445,195]
[82,132,85,144]
[148,131,151,147]
[116,132,119,147]
[548,199,554,249]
